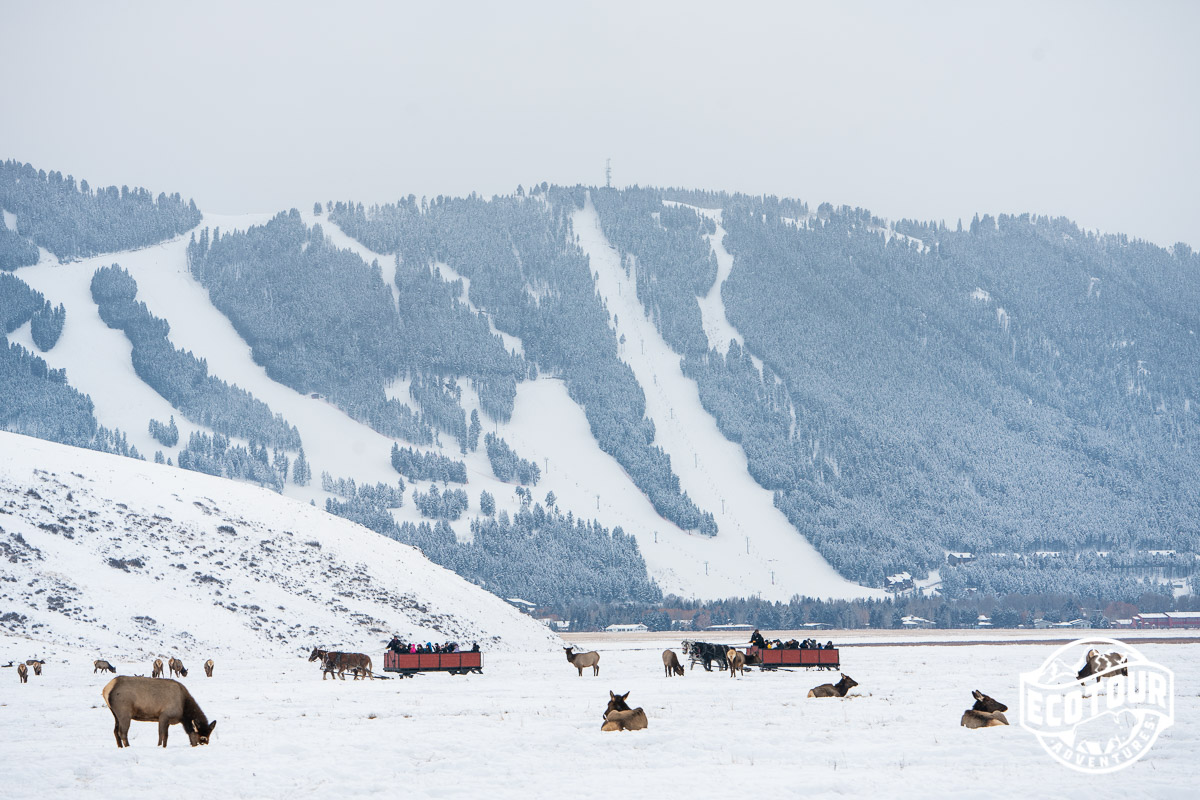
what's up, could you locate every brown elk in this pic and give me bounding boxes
[28,659,44,676]
[601,691,648,731]
[1077,649,1128,685]
[564,646,600,677]
[94,659,117,674]
[726,648,746,678]
[17,663,28,683]
[102,676,217,748]
[152,659,164,678]
[204,659,214,677]
[808,673,858,698]
[168,658,188,678]
[960,690,1010,728]
[662,649,684,677]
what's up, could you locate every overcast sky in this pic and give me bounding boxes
[3,0,1197,247]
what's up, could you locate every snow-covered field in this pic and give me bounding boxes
[1,633,1193,798]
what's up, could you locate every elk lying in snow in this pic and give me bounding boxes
[601,691,648,732]
[662,649,684,677]
[808,673,859,698]
[152,659,164,678]
[204,659,214,677]
[168,658,188,678]
[102,676,217,748]
[94,660,117,674]
[17,663,28,683]
[960,690,1010,728]
[726,648,746,678]
[564,647,600,677]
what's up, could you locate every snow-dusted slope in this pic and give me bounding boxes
[572,194,875,601]
[0,431,558,658]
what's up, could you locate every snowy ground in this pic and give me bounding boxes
[0,632,1193,798]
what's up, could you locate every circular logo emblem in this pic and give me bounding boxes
[1020,637,1174,773]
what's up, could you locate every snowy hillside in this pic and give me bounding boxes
[0,431,558,658]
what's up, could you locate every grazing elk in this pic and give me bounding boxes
[17,663,28,683]
[94,659,117,674]
[726,648,746,678]
[960,690,1010,728]
[662,649,684,677]
[808,673,858,698]
[564,646,600,677]
[28,659,44,676]
[204,659,214,677]
[152,659,164,678]
[601,691,648,732]
[102,676,216,748]
[168,658,188,678]
[1077,649,1128,685]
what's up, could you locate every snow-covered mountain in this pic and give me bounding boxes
[0,430,558,658]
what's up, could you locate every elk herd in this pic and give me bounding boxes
[4,637,1133,747]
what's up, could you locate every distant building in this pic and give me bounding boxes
[536,617,569,631]
[505,598,536,614]
[705,623,754,631]
[975,614,992,628]
[885,571,914,593]
[799,622,833,630]
[1132,611,1200,629]
[900,615,934,629]
[605,623,649,633]
[947,552,975,566]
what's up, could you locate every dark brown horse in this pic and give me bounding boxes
[601,691,648,731]
[961,690,1010,728]
[308,647,373,680]
[102,676,216,747]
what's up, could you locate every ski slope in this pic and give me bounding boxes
[573,193,876,601]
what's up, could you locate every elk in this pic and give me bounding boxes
[168,657,188,678]
[152,659,164,678]
[27,659,44,676]
[961,690,1010,728]
[94,660,117,674]
[662,649,684,677]
[102,676,217,748]
[601,691,648,732]
[726,648,746,678]
[808,673,858,698]
[17,663,28,683]
[204,659,214,677]
[564,646,600,677]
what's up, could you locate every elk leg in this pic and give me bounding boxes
[159,716,170,747]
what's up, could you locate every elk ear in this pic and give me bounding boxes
[207,720,217,736]
[621,692,629,701]
[972,690,984,700]
[609,691,616,699]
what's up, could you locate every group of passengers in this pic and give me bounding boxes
[750,629,835,650]
[387,637,481,655]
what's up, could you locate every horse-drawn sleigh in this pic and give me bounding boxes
[683,640,840,672]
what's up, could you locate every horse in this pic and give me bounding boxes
[564,647,600,677]
[726,648,746,678]
[102,676,216,748]
[17,663,28,683]
[309,647,373,680]
[601,691,648,732]
[808,673,858,698]
[662,649,684,677]
[94,659,117,674]
[960,690,1010,728]
[682,640,729,672]
[204,659,215,677]
[168,657,188,678]
[152,659,164,678]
